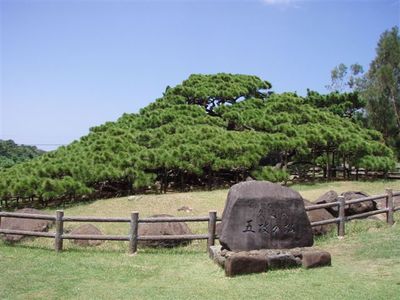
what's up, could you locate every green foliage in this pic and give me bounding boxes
[305,90,366,123]
[251,166,289,183]
[363,26,400,156]
[0,73,396,206]
[165,73,272,115]
[326,63,365,92]
[0,139,45,169]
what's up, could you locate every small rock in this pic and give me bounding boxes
[70,224,104,247]
[225,253,268,277]
[177,206,193,212]
[209,245,222,260]
[138,214,192,248]
[302,251,331,269]
[209,246,226,268]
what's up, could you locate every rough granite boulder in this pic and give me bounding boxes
[70,224,104,246]
[315,190,339,216]
[315,190,375,217]
[138,214,192,248]
[219,181,313,251]
[0,208,53,242]
[303,199,336,236]
[341,191,376,215]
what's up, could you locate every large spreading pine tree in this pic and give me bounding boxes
[0,73,395,207]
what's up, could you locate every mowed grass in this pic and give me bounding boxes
[1,180,400,299]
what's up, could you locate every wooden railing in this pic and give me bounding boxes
[305,188,399,237]
[0,189,398,254]
[0,210,219,255]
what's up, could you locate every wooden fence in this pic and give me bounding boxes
[305,188,400,236]
[0,189,399,254]
[0,210,219,255]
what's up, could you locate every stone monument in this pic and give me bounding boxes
[219,181,314,251]
[212,181,331,277]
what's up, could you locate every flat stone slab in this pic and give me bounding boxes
[219,181,314,251]
[302,250,331,269]
[210,245,331,276]
[266,253,301,269]
[225,253,268,277]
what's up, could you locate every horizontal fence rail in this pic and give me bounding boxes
[0,189,398,254]
[0,210,219,256]
[63,234,129,241]
[0,212,56,221]
[62,216,130,223]
[306,188,398,236]
[0,229,55,238]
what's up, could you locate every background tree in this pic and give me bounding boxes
[326,63,365,92]
[306,90,366,124]
[363,26,400,156]
[0,140,45,169]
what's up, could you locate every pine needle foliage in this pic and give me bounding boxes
[0,73,395,207]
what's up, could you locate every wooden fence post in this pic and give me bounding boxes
[129,211,139,255]
[207,211,217,256]
[385,188,394,226]
[338,196,346,238]
[54,210,64,252]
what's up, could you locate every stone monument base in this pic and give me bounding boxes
[209,246,331,277]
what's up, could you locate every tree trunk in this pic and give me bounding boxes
[342,155,346,179]
[312,150,316,181]
[326,151,330,180]
[390,95,400,130]
[207,170,213,191]
[180,172,185,192]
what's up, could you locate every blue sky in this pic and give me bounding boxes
[1,0,399,151]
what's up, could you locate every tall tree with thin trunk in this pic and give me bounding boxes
[364,26,400,156]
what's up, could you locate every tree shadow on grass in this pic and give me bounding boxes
[1,239,205,256]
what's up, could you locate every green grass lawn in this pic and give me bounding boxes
[1,180,400,299]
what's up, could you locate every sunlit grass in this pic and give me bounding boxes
[1,180,400,299]
[12,180,399,253]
